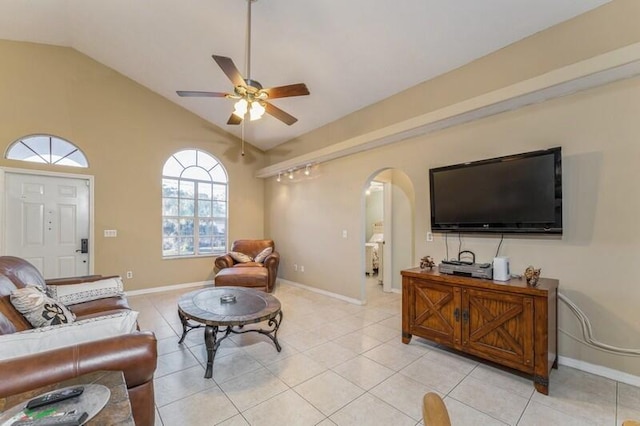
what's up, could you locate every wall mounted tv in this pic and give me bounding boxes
[429,147,562,234]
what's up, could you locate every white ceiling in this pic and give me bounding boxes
[0,0,609,151]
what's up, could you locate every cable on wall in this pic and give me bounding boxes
[495,234,504,257]
[445,233,449,261]
[558,292,640,356]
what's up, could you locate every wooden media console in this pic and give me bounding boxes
[401,268,558,394]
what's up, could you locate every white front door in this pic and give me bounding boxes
[5,173,90,278]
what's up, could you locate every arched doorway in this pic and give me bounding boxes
[362,168,415,301]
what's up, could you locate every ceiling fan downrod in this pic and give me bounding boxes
[244,0,256,80]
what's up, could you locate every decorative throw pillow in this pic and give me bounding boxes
[10,286,75,328]
[47,277,124,305]
[254,247,273,263]
[0,310,138,361]
[229,251,253,263]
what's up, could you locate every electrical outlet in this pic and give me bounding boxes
[342,230,348,238]
[126,271,133,279]
[300,265,305,272]
[293,264,298,272]
[104,229,117,238]
[427,232,434,242]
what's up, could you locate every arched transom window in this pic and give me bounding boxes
[5,135,88,168]
[162,149,228,258]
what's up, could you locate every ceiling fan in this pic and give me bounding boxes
[176,0,309,126]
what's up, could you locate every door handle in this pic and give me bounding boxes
[454,308,460,322]
[462,310,469,323]
[76,238,88,254]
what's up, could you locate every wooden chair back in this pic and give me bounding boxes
[422,392,451,426]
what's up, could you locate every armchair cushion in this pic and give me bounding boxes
[229,251,253,263]
[10,286,75,328]
[254,246,273,263]
[47,277,124,305]
[0,310,138,361]
[234,261,264,268]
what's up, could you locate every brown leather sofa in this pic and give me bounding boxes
[0,256,157,426]
[214,239,280,292]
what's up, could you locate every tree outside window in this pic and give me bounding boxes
[162,150,227,257]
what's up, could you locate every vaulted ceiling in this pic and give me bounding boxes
[0,0,609,151]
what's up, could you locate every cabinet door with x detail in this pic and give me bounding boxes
[462,288,534,369]
[408,278,462,347]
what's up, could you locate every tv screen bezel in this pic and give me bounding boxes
[429,147,563,235]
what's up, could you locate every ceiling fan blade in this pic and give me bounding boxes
[176,91,229,97]
[264,83,310,99]
[264,102,298,126]
[227,114,243,125]
[212,55,246,88]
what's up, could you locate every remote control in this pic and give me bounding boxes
[11,412,88,426]
[25,387,84,410]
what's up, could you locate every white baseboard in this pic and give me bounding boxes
[558,356,640,387]
[125,280,213,296]
[278,279,365,305]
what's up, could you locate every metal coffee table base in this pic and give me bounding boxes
[178,310,283,378]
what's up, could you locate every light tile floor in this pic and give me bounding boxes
[127,278,640,426]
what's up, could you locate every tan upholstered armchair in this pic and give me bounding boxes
[214,240,280,292]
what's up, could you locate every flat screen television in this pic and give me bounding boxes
[429,147,562,234]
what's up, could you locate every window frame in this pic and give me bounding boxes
[161,149,228,259]
[5,134,89,168]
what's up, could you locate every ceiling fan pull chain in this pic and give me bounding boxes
[241,122,246,156]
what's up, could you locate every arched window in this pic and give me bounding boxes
[6,135,88,168]
[162,149,228,257]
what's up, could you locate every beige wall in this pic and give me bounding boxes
[264,0,640,375]
[0,40,266,291]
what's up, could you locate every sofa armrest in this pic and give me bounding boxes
[263,251,280,292]
[215,255,235,270]
[45,275,118,286]
[0,331,157,397]
[264,251,280,272]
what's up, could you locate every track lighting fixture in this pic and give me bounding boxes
[275,163,317,183]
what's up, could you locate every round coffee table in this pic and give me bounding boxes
[177,287,283,378]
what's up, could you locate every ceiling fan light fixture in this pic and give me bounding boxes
[233,98,248,118]
[249,101,266,121]
[176,0,309,128]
